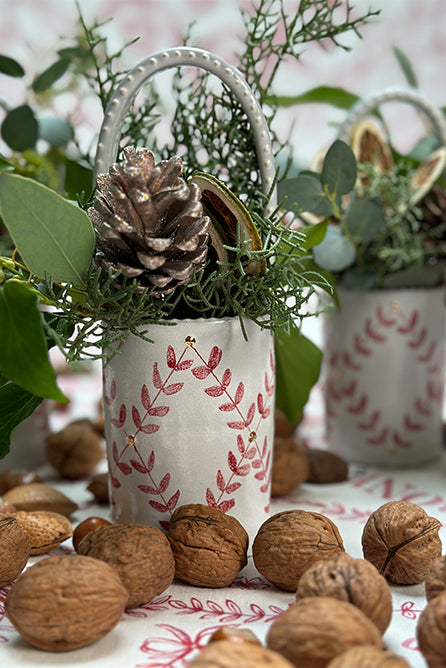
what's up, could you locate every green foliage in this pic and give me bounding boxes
[0,54,25,78]
[0,384,43,459]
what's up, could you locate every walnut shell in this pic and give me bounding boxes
[274,409,298,438]
[305,449,349,484]
[0,469,42,495]
[13,510,73,555]
[87,472,109,503]
[0,513,30,587]
[362,501,442,584]
[267,596,383,667]
[2,482,78,516]
[77,522,175,609]
[425,556,446,602]
[327,645,410,668]
[167,503,248,587]
[271,438,309,497]
[46,423,104,480]
[5,554,128,651]
[253,510,344,591]
[416,590,446,668]
[189,640,294,668]
[296,552,392,634]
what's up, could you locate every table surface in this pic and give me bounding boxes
[1,361,445,668]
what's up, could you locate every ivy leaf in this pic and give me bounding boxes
[280,174,333,216]
[275,327,322,426]
[0,383,43,459]
[32,59,70,93]
[0,281,67,402]
[321,140,357,197]
[0,173,95,286]
[0,54,25,78]
[1,105,38,151]
[344,196,386,243]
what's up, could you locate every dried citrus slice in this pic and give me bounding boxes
[350,120,393,173]
[190,172,266,275]
[410,146,446,204]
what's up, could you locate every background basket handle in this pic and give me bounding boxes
[94,47,277,211]
[337,87,446,148]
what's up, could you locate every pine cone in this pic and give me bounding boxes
[89,147,210,295]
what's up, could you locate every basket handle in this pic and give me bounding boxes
[336,87,446,148]
[94,47,277,211]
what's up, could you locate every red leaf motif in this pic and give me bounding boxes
[167,490,180,511]
[112,441,119,464]
[260,482,269,493]
[149,500,168,512]
[111,475,120,488]
[206,488,217,506]
[236,464,250,477]
[219,401,236,412]
[132,405,142,429]
[234,382,244,405]
[177,359,193,370]
[148,406,169,417]
[217,470,225,492]
[217,499,235,513]
[262,407,271,419]
[257,393,265,414]
[130,459,147,474]
[152,363,162,389]
[192,365,211,379]
[252,459,262,469]
[226,482,241,493]
[222,369,232,387]
[138,484,158,494]
[147,451,155,472]
[237,435,245,454]
[105,378,116,405]
[261,437,268,458]
[159,472,170,493]
[246,447,256,460]
[111,404,126,428]
[227,451,238,473]
[140,423,160,434]
[227,421,245,430]
[163,382,183,395]
[205,385,225,397]
[141,384,151,410]
[245,402,255,426]
[255,470,266,480]
[208,346,222,370]
[166,345,176,369]
[118,461,132,475]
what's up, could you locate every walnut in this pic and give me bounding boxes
[305,449,349,484]
[0,512,30,587]
[188,640,294,668]
[252,510,344,591]
[267,596,383,667]
[271,437,309,497]
[13,510,73,555]
[362,501,442,584]
[208,626,261,645]
[0,469,42,495]
[327,645,411,668]
[87,472,109,503]
[46,423,104,480]
[5,554,128,651]
[425,556,446,602]
[77,522,175,609]
[167,503,248,587]
[2,482,78,516]
[416,590,446,668]
[274,409,299,438]
[296,552,392,634]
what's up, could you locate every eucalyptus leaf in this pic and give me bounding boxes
[312,224,356,272]
[275,327,322,426]
[0,54,25,78]
[64,158,94,200]
[1,105,38,151]
[32,58,70,93]
[344,196,386,243]
[393,46,418,88]
[0,281,67,401]
[0,155,14,172]
[38,116,74,146]
[0,383,44,458]
[321,140,357,196]
[264,86,359,110]
[0,172,95,286]
[280,174,333,216]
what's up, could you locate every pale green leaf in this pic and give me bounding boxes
[279,174,333,216]
[321,140,357,197]
[0,384,43,459]
[0,173,95,286]
[393,46,418,88]
[264,86,359,110]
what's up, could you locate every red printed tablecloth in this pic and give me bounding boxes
[1,364,445,668]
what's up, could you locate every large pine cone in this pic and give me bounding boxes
[89,147,210,295]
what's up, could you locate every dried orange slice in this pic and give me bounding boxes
[350,120,393,173]
[410,146,446,204]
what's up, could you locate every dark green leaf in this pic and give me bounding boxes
[38,116,74,146]
[298,219,329,250]
[32,59,70,93]
[264,86,359,110]
[0,173,95,286]
[393,46,418,88]
[1,105,38,151]
[279,174,333,216]
[321,140,357,196]
[64,158,94,200]
[0,281,67,401]
[0,54,25,78]
[344,197,386,243]
[408,134,440,163]
[0,155,14,172]
[275,327,322,426]
[0,383,43,459]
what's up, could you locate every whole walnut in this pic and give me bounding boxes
[416,590,446,668]
[46,423,104,480]
[362,501,442,584]
[267,596,383,667]
[5,554,128,651]
[271,438,309,497]
[296,552,392,634]
[425,556,446,602]
[167,503,248,587]
[0,469,42,495]
[253,510,344,591]
[327,645,410,668]
[305,449,348,484]
[77,522,174,609]
[0,513,30,587]
[274,409,299,438]
[189,639,294,668]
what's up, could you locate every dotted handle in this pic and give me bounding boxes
[337,87,446,147]
[94,47,277,211]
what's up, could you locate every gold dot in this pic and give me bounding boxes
[185,336,196,347]
[248,431,257,442]
[391,301,400,312]
[127,435,136,447]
